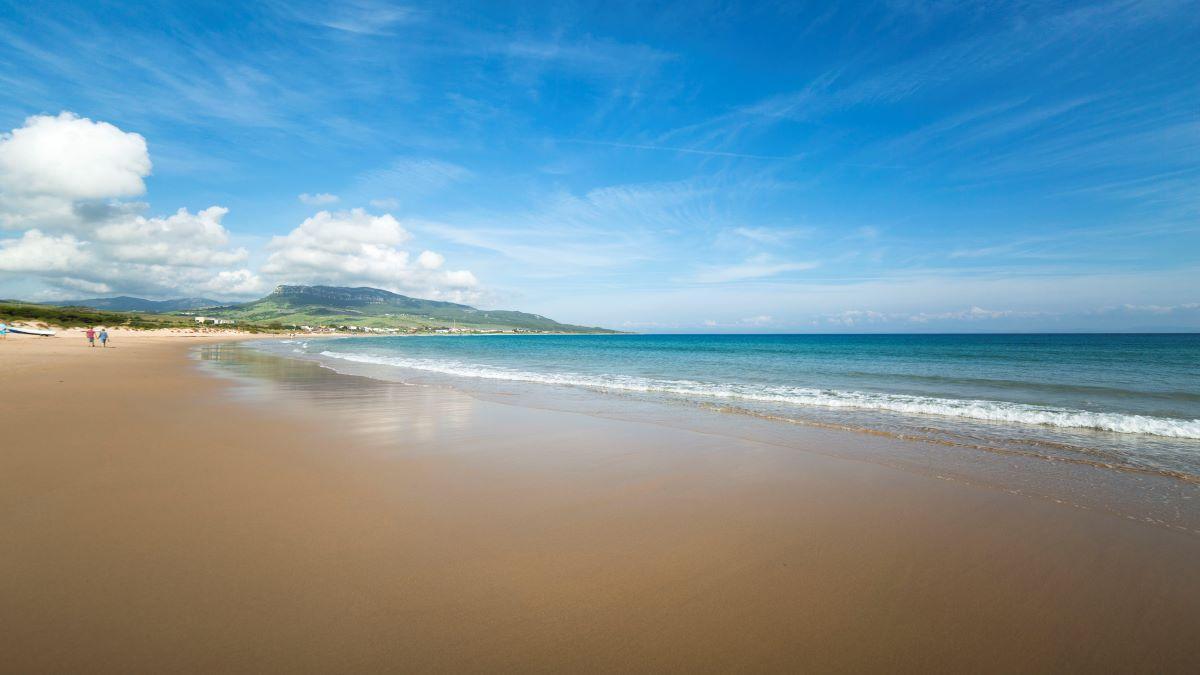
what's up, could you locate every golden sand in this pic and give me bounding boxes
[2,331,1198,672]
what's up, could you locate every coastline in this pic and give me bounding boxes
[259,335,1200,535]
[3,332,1199,671]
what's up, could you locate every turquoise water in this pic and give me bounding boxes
[266,334,1200,480]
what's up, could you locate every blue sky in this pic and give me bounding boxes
[0,0,1196,331]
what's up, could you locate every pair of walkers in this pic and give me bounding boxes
[85,327,109,347]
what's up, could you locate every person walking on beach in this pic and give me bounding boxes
[0,322,7,340]
[85,327,96,347]
[99,328,109,348]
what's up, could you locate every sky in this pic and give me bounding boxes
[0,0,1197,332]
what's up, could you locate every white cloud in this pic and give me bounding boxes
[821,309,892,327]
[416,250,444,269]
[0,229,91,272]
[267,208,410,254]
[59,277,113,294]
[96,206,247,267]
[701,315,775,328]
[731,226,809,244]
[299,192,339,205]
[263,209,479,301]
[417,180,698,275]
[0,224,262,300]
[0,113,261,299]
[283,0,420,35]
[795,306,1042,328]
[689,255,819,283]
[0,112,152,232]
[442,270,478,288]
[0,114,486,302]
[907,306,1028,323]
[0,112,150,202]
[1105,302,1200,315]
[200,269,268,297]
[353,157,471,205]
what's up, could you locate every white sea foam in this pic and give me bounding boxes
[319,351,1200,439]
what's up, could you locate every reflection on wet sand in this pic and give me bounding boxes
[197,342,480,447]
[6,336,1200,672]
[206,342,1200,535]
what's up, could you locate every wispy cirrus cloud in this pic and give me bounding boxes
[687,255,819,284]
[351,157,471,206]
[279,0,422,36]
[657,0,1198,192]
[558,138,791,161]
[0,1,1194,328]
[729,226,813,245]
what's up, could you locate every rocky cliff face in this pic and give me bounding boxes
[271,285,397,305]
[268,285,469,309]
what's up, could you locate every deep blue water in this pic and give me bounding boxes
[268,334,1200,478]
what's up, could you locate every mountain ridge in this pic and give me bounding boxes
[209,284,612,333]
[48,296,222,312]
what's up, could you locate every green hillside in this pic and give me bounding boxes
[207,285,614,333]
[0,301,197,330]
[47,296,221,312]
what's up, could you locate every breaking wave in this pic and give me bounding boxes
[319,351,1200,439]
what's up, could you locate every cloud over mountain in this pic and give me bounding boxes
[0,113,261,297]
[0,113,477,301]
[264,209,479,302]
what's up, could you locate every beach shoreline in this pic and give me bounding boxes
[3,331,1199,672]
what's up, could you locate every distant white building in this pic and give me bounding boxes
[194,317,235,325]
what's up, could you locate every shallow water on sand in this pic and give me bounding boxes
[198,340,1200,535]
[259,334,1200,481]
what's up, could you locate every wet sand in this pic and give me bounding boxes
[2,332,1199,672]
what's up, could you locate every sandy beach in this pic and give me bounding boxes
[2,331,1199,672]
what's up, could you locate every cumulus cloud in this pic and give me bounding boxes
[59,277,113,294]
[0,112,153,232]
[0,112,150,202]
[200,269,268,296]
[0,112,262,299]
[416,250,444,269]
[263,208,478,301]
[0,112,481,302]
[299,192,339,205]
[0,229,91,272]
[96,206,248,266]
[0,222,266,299]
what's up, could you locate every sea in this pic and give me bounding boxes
[250,333,1200,484]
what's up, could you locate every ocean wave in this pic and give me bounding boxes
[318,350,1200,439]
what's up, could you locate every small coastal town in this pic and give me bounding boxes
[189,315,515,334]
